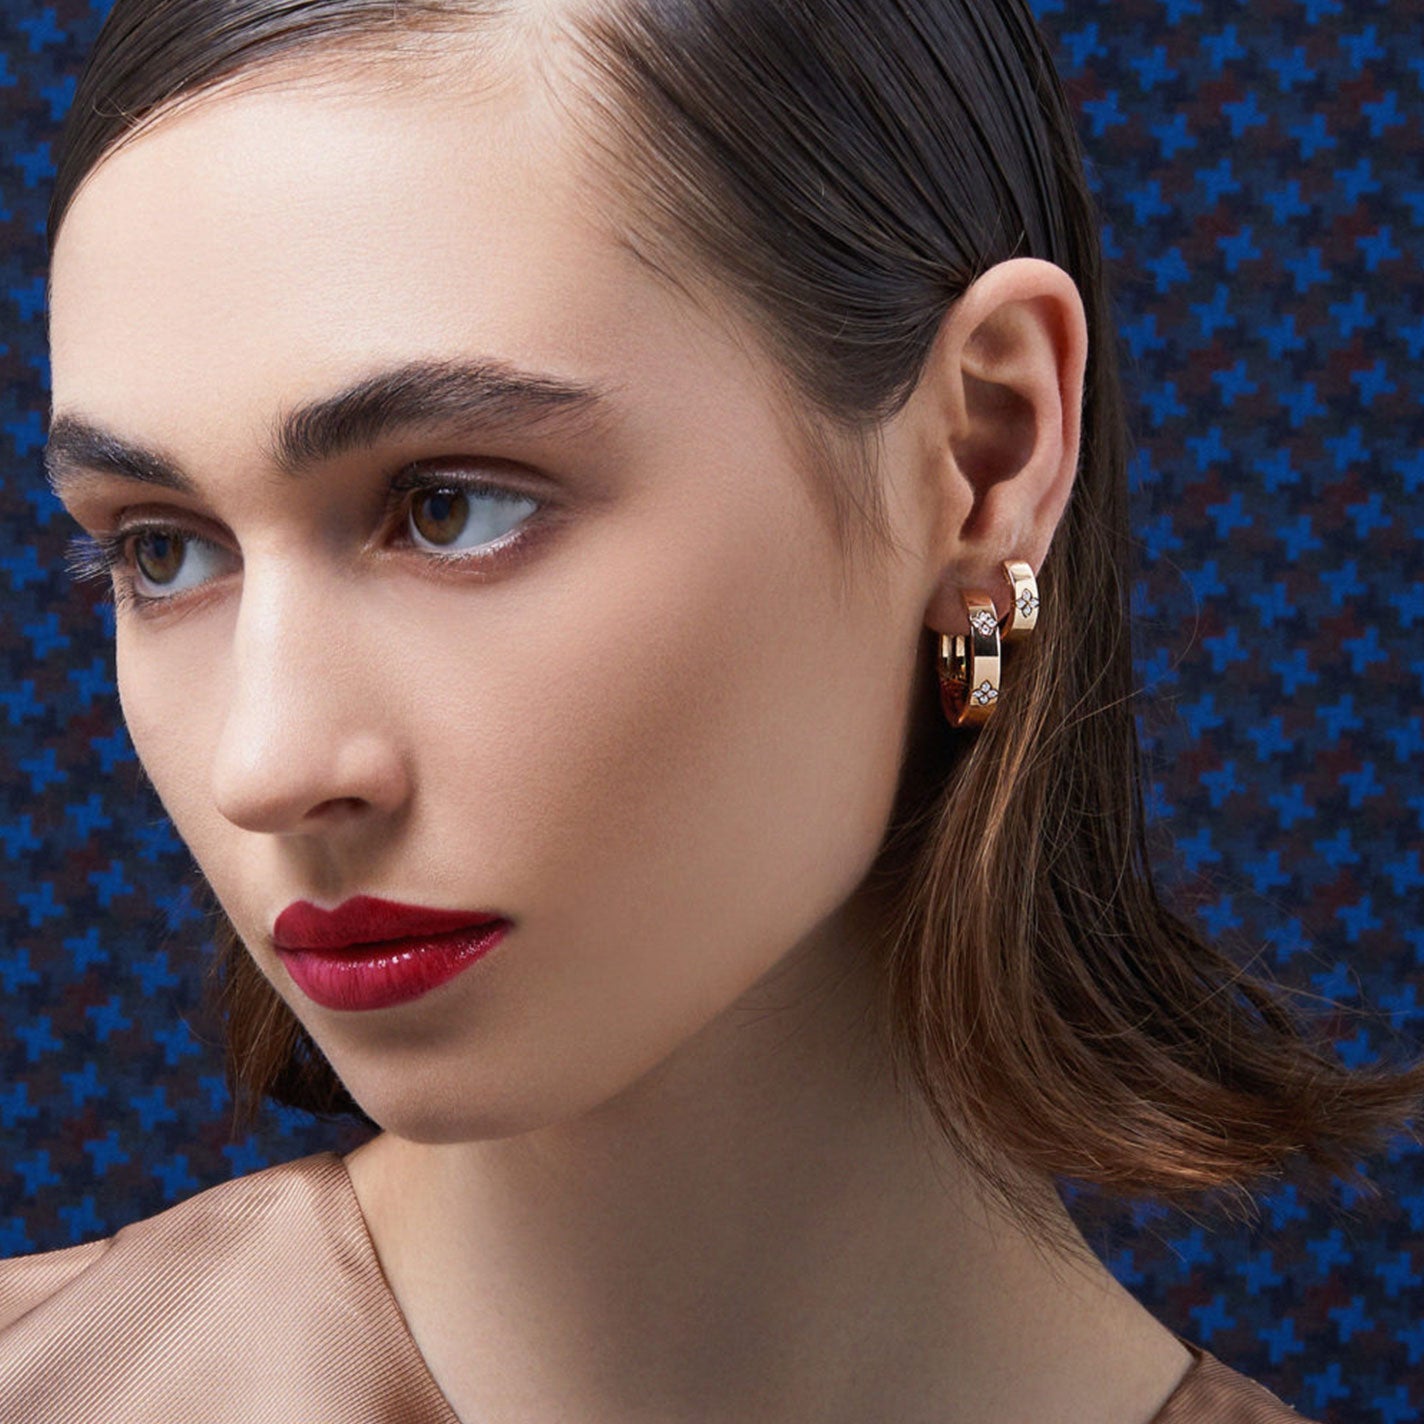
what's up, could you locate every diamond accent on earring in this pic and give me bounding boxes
[970,608,999,637]
[970,680,997,706]
[1016,588,1040,617]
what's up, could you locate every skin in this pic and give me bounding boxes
[47,27,1192,1424]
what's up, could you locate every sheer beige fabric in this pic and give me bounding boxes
[0,1152,1315,1423]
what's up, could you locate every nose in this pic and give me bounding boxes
[209,559,412,836]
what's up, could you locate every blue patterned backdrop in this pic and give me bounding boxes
[1,0,1421,1417]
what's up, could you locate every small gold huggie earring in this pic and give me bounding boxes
[998,558,1040,645]
[936,559,1038,728]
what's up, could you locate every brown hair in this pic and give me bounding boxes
[48,0,1422,1229]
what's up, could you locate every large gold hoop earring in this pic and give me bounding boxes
[937,594,1000,727]
[936,559,1039,728]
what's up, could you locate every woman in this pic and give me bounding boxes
[2,0,1418,1419]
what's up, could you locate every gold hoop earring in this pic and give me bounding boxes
[936,559,1039,728]
[999,558,1040,645]
[938,593,1000,727]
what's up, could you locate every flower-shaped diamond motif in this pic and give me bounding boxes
[1016,588,1040,618]
[970,608,999,637]
[970,680,998,706]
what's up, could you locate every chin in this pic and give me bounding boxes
[330,1066,565,1145]
[325,1046,656,1148]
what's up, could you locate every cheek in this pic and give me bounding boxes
[115,618,226,838]
[115,608,274,919]
[433,463,917,1043]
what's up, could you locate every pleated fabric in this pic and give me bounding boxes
[0,1150,1314,1423]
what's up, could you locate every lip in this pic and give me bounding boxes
[271,895,512,1012]
[273,894,507,952]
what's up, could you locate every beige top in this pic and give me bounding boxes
[0,1151,1316,1423]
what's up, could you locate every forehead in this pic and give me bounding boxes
[46,48,699,439]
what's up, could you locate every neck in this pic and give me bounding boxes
[343,903,1191,1424]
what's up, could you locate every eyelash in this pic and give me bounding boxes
[64,467,543,615]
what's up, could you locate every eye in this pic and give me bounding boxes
[130,529,233,600]
[405,482,540,553]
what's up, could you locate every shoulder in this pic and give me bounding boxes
[0,1152,346,1327]
[0,1151,430,1423]
[0,1235,112,1333]
[1155,1342,1321,1424]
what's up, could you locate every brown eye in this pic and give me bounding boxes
[121,528,233,602]
[132,531,187,586]
[404,483,538,553]
[410,488,470,547]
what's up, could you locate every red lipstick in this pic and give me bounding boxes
[272,894,511,1011]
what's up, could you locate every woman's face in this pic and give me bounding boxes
[46,50,938,1139]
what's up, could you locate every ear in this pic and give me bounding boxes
[915,257,1087,635]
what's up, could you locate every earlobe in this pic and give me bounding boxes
[921,257,1087,637]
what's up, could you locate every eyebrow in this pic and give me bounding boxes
[43,356,616,498]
